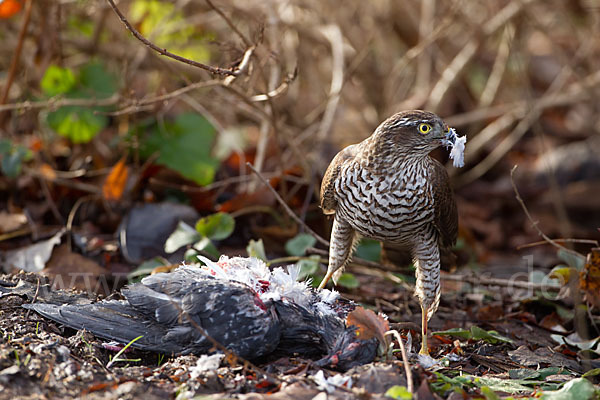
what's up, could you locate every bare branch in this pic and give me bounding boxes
[247,162,330,247]
[510,165,585,261]
[205,0,252,48]
[105,0,238,76]
[0,0,34,124]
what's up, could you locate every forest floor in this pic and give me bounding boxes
[1,253,598,399]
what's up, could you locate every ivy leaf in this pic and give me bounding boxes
[43,62,115,143]
[470,326,513,344]
[354,239,381,262]
[140,113,219,186]
[127,257,169,281]
[433,326,512,344]
[297,255,320,280]
[41,65,76,96]
[195,212,235,241]
[192,237,219,259]
[474,377,530,394]
[164,221,202,253]
[385,385,412,399]
[337,272,360,289]
[539,378,595,400]
[246,239,267,261]
[0,140,32,178]
[285,233,316,256]
[47,107,107,144]
[78,62,116,98]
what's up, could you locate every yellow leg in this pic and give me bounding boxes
[318,269,335,290]
[419,305,429,355]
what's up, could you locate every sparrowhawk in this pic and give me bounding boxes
[318,110,465,355]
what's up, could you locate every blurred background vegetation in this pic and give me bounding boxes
[1,0,599,282]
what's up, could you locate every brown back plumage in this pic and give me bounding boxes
[429,159,458,248]
[320,144,358,215]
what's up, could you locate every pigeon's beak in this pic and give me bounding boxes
[442,126,457,145]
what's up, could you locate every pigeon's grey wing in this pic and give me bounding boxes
[23,301,186,354]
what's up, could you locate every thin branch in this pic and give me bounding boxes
[148,172,305,193]
[316,25,344,143]
[25,167,102,195]
[205,0,252,48]
[106,80,220,116]
[0,94,120,113]
[517,238,599,250]
[105,0,238,76]
[0,0,34,122]
[442,273,560,292]
[247,162,330,247]
[250,69,298,102]
[427,0,532,111]
[510,165,585,261]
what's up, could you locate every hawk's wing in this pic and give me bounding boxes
[429,159,458,247]
[320,144,358,215]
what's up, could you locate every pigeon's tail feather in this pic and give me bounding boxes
[23,302,179,354]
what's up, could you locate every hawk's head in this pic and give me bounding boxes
[376,110,455,155]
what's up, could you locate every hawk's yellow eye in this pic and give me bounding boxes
[418,123,432,134]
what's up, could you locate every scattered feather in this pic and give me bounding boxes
[417,353,439,368]
[443,128,467,168]
[190,354,225,378]
[313,370,353,393]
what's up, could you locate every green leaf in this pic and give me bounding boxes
[538,367,568,380]
[78,62,117,98]
[385,385,412,399]
[285,233,316,256]
[41,65,76,96]
[246,239,267,261]
[470,326,513,344]
[46,106,107,143]
[193,237,219,259]
[354,239,381,262]
[0,141,32,178]
[130,0,210,63]
[195,212,235,241]
[141,113,218,186]
[337,273,360,289]
[433,326,512,344]
[127,257,169,280]
[433,328,472,340]
[68,15,95,37]
[297,255,320,280]
[480,386,500,400]
[557,249,586,271]
[474,377,530,394]
[539,378,595,400]
[509,369,541,380]
[165,221,202,253]
[582,368,600,378]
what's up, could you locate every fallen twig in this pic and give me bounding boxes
[24,278,41,319]
[442,273,560,291]
[169,298,283,384]
[385,330,413,394]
